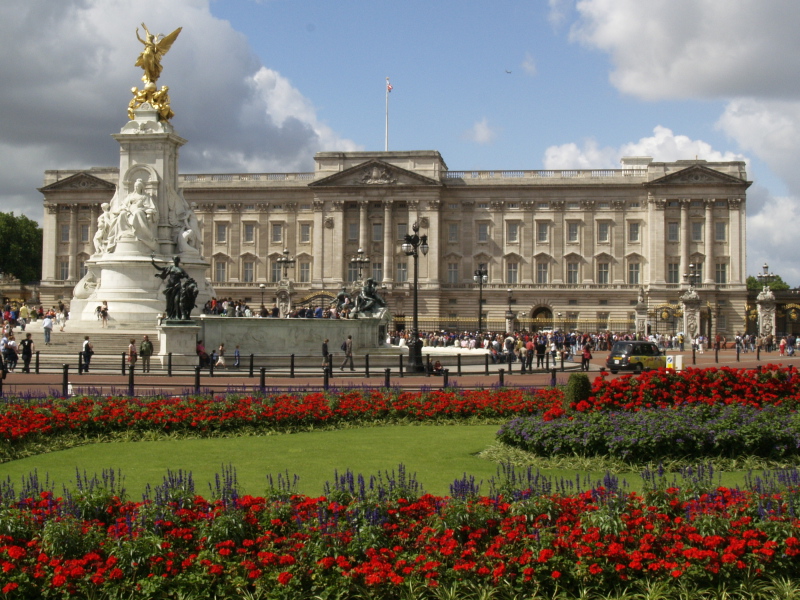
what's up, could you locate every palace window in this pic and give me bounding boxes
[536,262,548,284]
[347,263,359,282]
[397,222,407,240]
[715,221,727,242]
[597,262,609,285]
[372,222,383,242]
[628,262,640,285]
[347,223,358,242]
[371,262,382,282]
[244,223,255,243]
[536,222,548,243]
[597,222,610,243]
[566,262,579,284]
[667,262,680,284]
[271,223,283,244]
[691,222,703,242]
[628,222,640,243]
[477,223,489,243]
[448,222,459,243]
[215,261,227,282]
[448,262,459,284]
[507,222,519,243]
[299,262,310,283]
[242,261,254,283]
[270,261,281,283]
[80,224,90,243]
[60,224,70,243]
[715,263,727,284]
[216,223,227,243]
[59,260,69,280]
[299,223,311,244]
[396,261,408,283]
[667,222,679,242]
[506,262,518,284]
[567,222,579,243]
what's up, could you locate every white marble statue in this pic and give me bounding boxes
[108,178,159,252]
[92,201,113,255]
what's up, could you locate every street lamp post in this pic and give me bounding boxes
[473,267,488,333]
[259,283,266,309]
[402,221,429,372]
[277,248,296,281]
[757,262,775,291]
[350,248,370,283]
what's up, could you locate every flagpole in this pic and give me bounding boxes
[385,77,390,152]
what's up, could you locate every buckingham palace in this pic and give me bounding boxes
[38,150,749,335]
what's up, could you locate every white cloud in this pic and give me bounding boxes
[462,118,498,145]
[547,0,571,29]
[0,0,358,217]
[570,0,800,101]
[521,52,537,77]
[544,126,745,170]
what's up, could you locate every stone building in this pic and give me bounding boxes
[39,150,750,334]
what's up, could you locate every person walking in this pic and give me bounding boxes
[42,314,54,345]
[233,345,241,370]
[127,338,138,369]
[80,336,93,373]
[215,343,226,369]
[19,333,34,373]
[139,334,153,373]
[340,335,354,371]
[581,344,593,371]
[100,303,109,328]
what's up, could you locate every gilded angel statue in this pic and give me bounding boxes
[135,23,182,84]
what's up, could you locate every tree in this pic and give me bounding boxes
[746,274,791,291]
[0,212,43,283]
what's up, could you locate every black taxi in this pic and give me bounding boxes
[605,341,666,374]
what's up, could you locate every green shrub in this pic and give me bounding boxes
[565,372,592,407]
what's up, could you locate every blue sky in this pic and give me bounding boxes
[2,0,799,283]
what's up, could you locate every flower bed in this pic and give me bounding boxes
[498,404,800,461]
[575,365,800,413]
[0,389,563,456]
[0,465,799,598]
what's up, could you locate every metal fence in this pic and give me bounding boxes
[393,316,635,333]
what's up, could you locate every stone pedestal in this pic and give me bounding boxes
[756,287,776,338]
[681,288,701,341]
[157,321,201,368]
[70,105,214,323]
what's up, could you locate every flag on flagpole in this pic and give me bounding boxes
[386,78,392,92]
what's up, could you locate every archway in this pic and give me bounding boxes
[529,306,554,332]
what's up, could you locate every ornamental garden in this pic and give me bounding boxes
[1,366,800,599]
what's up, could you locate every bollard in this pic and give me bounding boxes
[121,352,127,375]
[550,367,557,387]
[249,354,255,378]
[365,354,370,378]
[757,347,761,361]
[62,364,69,398]
[209,360,214,377]
[0,371,3,396]
[328,354,333,378]
[508,356,513,374]
[692,346,696,366]
[736,346,740,362]
[35,351,40,374]
[168,353,173,377]
[443,368,449,388]
[426,356,432,377]
[399,354,404,378]
[384,367,391,388]
[194,366,201,394]
[499,368,505,387]
[457,354,462,376]
[128,361,135,396]
[561,352,565,372]
[259,367,266,392]
[484,354,489,376]
[290,354,295,379]
[323,366,330,390]
[715,348,719,363]
[520,355,526,374]
[78,352,83,375]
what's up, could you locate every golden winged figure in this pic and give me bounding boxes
[135,23,182,84]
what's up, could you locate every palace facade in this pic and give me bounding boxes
[39,150,750,334]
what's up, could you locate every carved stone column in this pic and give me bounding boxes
[757,287,776,339]
[68,205,79,281]
[681,288,702,341]
[382,199,394,285]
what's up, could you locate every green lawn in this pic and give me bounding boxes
[0,424,757,500]
[0,425,508,498]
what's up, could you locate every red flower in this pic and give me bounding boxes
[277,571,293,585]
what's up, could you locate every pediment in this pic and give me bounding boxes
[309,159,442,188]
[646,164,750,188]
[39,172,117,192]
